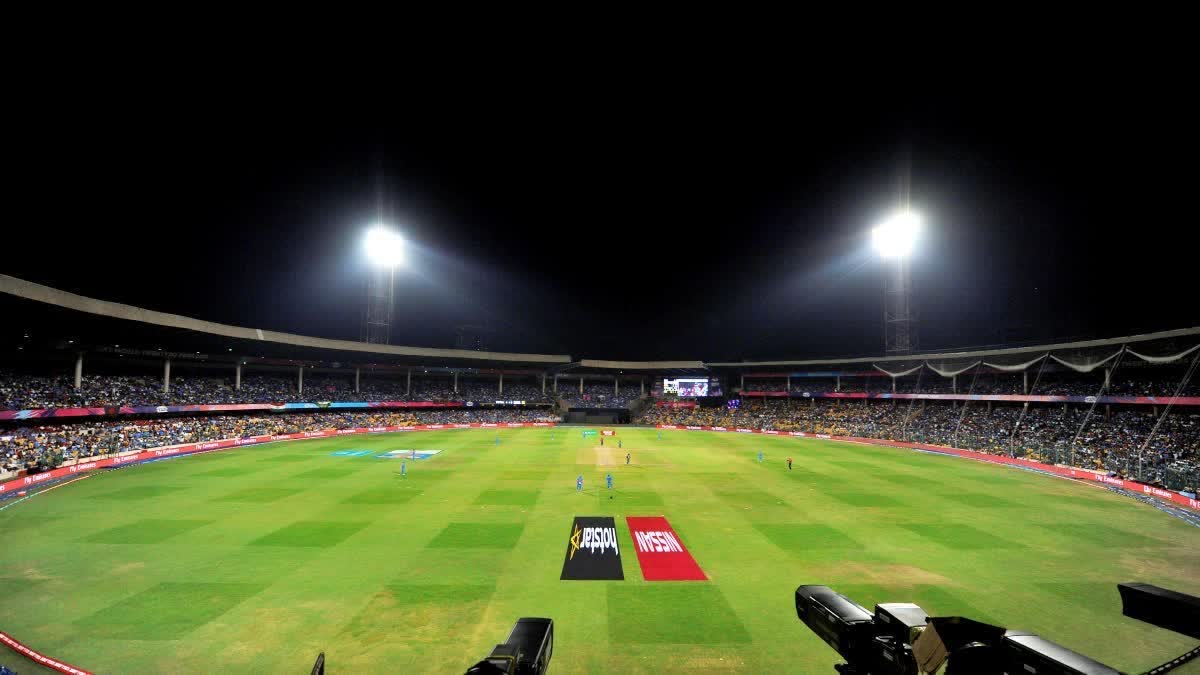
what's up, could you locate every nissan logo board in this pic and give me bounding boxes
[625,516,707,581]
[560,517,624,580]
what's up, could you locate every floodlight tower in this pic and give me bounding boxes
[362,225,405,345]
[873,210,921,354]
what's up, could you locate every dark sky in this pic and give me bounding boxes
[8,73,1196,361]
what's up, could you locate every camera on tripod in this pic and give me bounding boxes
[465,617,554,675]
[796,582,1200,674]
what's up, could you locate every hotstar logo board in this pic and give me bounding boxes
[560,516,624,580]
[377,450,442,460]
[626,516,708,581]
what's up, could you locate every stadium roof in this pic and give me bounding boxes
[703,326,1200,369]
[0,275,571,368]
[5,274,1197,374]
[575,359,707,374]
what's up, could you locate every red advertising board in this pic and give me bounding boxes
[0,631,92,674]
[625,516,707,581]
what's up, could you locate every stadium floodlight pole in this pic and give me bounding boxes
[362,225,405,345]
[873,210,921,354]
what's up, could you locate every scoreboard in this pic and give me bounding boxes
[662,377,723,398]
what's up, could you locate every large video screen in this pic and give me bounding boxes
[663,377,709,397]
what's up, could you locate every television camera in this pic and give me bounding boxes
[465,617,554,675]
[796,582,1199,674]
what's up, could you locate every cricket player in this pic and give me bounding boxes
[625,452,630,465]
[787,457,793,470]
[657,431,662,440]
[494,435,500,446]
[618,439,622,449]
[606,473,613,490]
[401,460,407,477]
[758,450,764,463]
[600,437,604,447]
[576,475,584,492]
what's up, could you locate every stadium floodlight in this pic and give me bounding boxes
[873,209,922,354]
[364,225,405,267]
[362,224,404,344]
[871,210,921,259]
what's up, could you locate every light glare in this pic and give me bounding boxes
[365,226,405,267]
[872,211,921,259]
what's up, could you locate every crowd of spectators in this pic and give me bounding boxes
[557,382,643,409]
[737,371,1200,398]
[743,380,788,392]
[6,367,1195,412]
[896,379,946,394]
[0,372,553,410]
[1,408,560,474]
[952,374,1025,395]
[784,378,838,393]
[486,381,550,402]
[1106,375,1200,397]
[639,399,1199,492]
[0,373,158,409]
[828,377,885,393]
[637,405,737,427]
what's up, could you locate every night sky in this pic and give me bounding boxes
[8,77,1196,361]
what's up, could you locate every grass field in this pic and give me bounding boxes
[2,427,1199,673]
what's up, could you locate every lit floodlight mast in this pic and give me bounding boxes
[365,226,406,267]
[872,211,920,259]
[875,211,921,354]
[362,226,405,345]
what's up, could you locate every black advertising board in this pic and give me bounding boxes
[560,516,624,580]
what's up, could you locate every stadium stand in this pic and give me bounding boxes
[0,371,553,410]
[557,381,642,409]
[743,379,788,392]
[739,369,1200,397]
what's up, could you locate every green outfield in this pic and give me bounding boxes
[2,428,1199,673]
